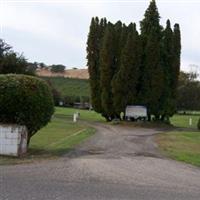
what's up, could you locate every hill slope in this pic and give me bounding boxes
[37,69,89,79]
[42,77,90,98]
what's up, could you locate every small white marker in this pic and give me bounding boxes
[73,113,77,122]
[189,118,192,126]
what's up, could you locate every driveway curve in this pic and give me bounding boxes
[1,122,200,200]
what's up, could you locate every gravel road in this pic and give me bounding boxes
[1,122,200,200]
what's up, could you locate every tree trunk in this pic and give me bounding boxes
[147,113,151,121]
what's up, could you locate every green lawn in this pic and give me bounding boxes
[0,111,95,165]
[170,114,199,128]
[156,131,200,167]
[158,113,200,167]
[55,107,105,122]
[1,107,200,166]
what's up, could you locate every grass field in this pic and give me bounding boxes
[42,77,90,97]
[1,107,199,166]
[170,114,199,128]
[158,113,200,167]
[55,107,104,122]
[0,110,95,165]
[156,131,200,167]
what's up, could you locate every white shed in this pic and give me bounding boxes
[0,124,28,157]
[125,105,147,120]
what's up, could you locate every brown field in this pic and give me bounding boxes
[36,68,89,79]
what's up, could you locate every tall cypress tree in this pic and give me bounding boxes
[87,17,106,114]
[160,20,176,120]
[112,23,140,117]
[172,23,181,96]
[140,0,164,120]
[100,23,115,120]
[113,21,123,73]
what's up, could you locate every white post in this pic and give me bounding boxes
[189,118,192,126]
[73,113,77,122]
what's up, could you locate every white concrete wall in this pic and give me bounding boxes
[0,125,28,157]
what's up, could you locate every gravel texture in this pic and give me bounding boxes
[1,122,200,200]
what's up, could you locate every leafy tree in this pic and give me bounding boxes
[87,17,107,114]
[197,118,200,130]
[87,0,181,122]
[113,21,123,73]
[112,23,140,117]
[0,74,54,145]
[0,39,12,58]
[100,22,115,120]
[0,52,28,74]
[172,23,181,96]
[0,39,35,75]
[177,71,200,111]
[140,0,164,120]
[160,19,176,121]
[50,64,65,73]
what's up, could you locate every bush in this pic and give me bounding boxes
[50,64,65,73]
[197,118,200,130]
[0,74,54,144]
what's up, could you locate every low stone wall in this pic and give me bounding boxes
[0,124,28,157]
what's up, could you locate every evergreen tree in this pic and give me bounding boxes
[87,0,181,122]
[140,0,164,120]
[112,23,140,117]
[113,21,123,73]
[87,17,107,113]
[100,23,115,120]
[160,20,176,120]
[172,23,181,96]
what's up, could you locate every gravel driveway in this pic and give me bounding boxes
[1,123,200,200]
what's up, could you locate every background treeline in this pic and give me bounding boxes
[87,0,181,121]
[177,72,200,112]
[0,39,36,75]
[0,39,66,75]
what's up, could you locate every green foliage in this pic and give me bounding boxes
[177,71,200,111]
[140,0,164,120]
[50,64,65,73]
[0,74,54,144]
[87,0,181,121]
[0,39,35,75]
[87,17,107,113]
[112,23,140,116]
[197,118,200,130]
[100,23,115,120]
[173,24,181,91]
[159,20,176,119]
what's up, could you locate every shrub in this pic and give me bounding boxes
[0,74,54,144]
[50,64,65,73]
[197,118,200,130]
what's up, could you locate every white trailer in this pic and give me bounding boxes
[125,105,147,121]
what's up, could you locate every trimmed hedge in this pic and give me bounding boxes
[0,74,54,143]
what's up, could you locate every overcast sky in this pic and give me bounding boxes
[1,0,200,72]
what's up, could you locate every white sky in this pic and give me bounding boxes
[1,0,200,73]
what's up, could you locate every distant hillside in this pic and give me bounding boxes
[37,68,89,79]
[42,76,90,98]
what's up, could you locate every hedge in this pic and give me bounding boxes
[0,74,54,144]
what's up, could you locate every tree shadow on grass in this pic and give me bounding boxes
[27,147,73,158]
